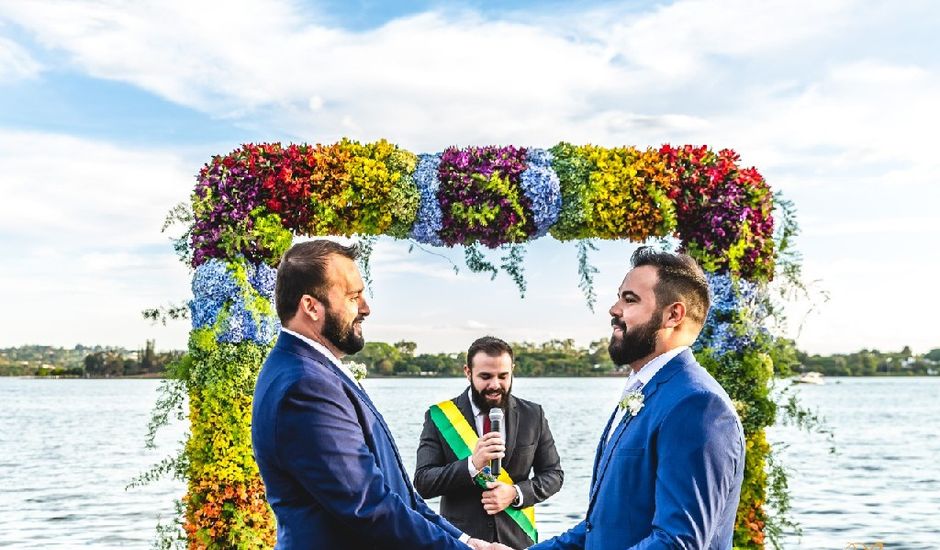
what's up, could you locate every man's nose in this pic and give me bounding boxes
[359,297,371,317]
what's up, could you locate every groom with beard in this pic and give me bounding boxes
[415,336,564,549]
[252,240,506,550]
[530,247,745,550]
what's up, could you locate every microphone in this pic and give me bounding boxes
[488,407,504,476]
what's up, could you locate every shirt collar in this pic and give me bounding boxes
[281,328,360,386]
[623,346,688,392]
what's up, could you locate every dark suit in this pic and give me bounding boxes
[251,332,468,549]
[415,390,564,549]
[530,349,745,550]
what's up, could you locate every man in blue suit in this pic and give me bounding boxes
[531,247,745,550]
[252,240,510,549]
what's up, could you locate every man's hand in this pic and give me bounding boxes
[471,431,505,471]
[481,480,517,515]
[466,540,515,550]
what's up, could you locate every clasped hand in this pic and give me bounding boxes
[467,538,515,550]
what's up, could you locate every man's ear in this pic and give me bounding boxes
[662,302,686,328]
[463,365,472,380]
[300,295,321,321]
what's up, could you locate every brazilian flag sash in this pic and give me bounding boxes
[428,400,538,543]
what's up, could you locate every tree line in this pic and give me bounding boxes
[353,338,618,377]
[796,345,940,376]
[0,340,182,377]
[2,340,938,378]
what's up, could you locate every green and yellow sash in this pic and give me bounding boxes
[428,400,538,543]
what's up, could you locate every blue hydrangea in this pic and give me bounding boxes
[191,259,279,344]
[520,148,562,238]
[695,273,768,356]
[248,262,277,300]
[410,153,444,246]
[217,295,280,345]
[190,260,240,329]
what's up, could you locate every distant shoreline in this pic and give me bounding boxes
[4,373,938,380]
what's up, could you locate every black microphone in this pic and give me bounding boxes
[488,407,504,476]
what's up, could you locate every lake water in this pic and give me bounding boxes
[1,377,937,548]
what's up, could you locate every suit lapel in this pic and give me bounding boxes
[455,390,476,432]
[586,350,694,513]
[590,406,619,491]
[277,332,417,505]
[503,395,519,465]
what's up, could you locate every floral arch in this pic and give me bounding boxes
[162,139,789,548]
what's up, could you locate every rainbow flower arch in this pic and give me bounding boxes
[167,139,785,549]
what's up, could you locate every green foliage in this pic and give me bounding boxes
[355,235,378,294]
[764,451,798,549]
[384,149,421,238]
[163,201,195,266]
[464,243,499,279]
[548,142,595,241]
[576,239,599,312]
[249,210,294,268]
[499,244,527,297]
[143,303,191,326]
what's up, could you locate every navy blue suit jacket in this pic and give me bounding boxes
[251,332,468,549]
[531,349,745,550]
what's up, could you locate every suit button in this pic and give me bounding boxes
[585,520,592,532]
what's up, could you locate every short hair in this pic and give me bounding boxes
[630,246,710,325]
[466,336,514,369]
[274,240,360,323]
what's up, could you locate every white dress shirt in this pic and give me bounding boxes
[608,346,688,442]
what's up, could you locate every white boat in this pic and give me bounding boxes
[794,371,824,385]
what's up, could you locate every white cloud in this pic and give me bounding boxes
[0,130,194,348]
[1,0,938,353]
[0,129,194,246]
[0,34,40,80]
[579,0,857,81]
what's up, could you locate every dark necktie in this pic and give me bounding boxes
[482,414,491,435]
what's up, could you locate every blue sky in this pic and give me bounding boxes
[1,0,938,355]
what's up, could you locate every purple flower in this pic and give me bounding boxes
[436,145,534,248]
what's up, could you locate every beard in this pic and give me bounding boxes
[470,382,512,413]
[608,314,659,367]
[322,306,365,355]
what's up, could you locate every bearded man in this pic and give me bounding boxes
[414,336,564,549]
[251,240,507,550]
[530,247,745,550]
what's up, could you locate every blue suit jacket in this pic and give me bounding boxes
[531,349,745,550]
[251,332,468,549]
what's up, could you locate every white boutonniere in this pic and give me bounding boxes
[346,361,368,382]
[618,389,645,417]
